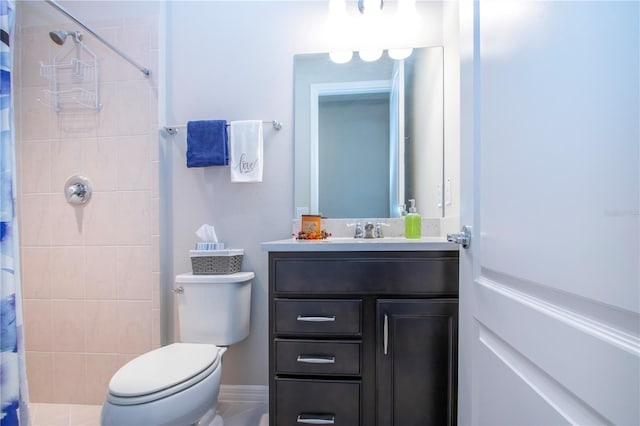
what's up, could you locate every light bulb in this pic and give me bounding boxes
[388,48,413,60]
[359,49,383,62]
[329,51,353,64]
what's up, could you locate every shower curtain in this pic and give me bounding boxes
[0,0,29,425]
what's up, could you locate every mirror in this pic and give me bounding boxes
[294,46,444,219]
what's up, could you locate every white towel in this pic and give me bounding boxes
[229,120,263,183]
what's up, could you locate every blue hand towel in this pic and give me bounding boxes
[186,120,228,167]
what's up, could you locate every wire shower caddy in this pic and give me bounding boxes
[39,38,101,112]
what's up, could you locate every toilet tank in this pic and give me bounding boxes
[175,272,253,345]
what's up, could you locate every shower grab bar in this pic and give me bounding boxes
[44,0,151,77]
[163,121,282,135]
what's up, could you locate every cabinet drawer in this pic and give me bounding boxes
[275,339,361,376]
[274,299,361,336]
[275,378,360,426]
[272,251,459,295]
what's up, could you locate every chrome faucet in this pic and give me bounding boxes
[375,222,390,238]
[364,222,375,239]
[349,222,387,238]
[348,223,364,238]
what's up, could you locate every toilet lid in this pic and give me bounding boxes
[109,343,219,398]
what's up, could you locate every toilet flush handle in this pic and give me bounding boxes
[173,286,184,294]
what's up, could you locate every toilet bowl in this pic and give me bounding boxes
[101,272,254,426]
[101,343,225,425]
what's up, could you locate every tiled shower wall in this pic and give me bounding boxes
[15,13,160,404]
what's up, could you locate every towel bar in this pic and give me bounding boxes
[163,120,282,135]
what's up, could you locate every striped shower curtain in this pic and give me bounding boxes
[0,0,29,425]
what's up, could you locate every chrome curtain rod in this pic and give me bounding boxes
[44,0,151,77]
[164,121,283,136]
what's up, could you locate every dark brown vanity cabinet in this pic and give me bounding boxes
[268,250,459,426]
[376,299,458,426]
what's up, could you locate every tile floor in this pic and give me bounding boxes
[29,401,269,426]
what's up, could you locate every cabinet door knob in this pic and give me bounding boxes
[296,315,336,322]
[296,355,336,364]
[297,414,336,424]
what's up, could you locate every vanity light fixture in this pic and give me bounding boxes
[327,0,415,64]
[327,0,352,63]
[329,51,354,64]
[357,0,384,62]
[359,49,384,62]
[388,47,413,60]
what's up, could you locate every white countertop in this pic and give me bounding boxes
[261,237,458,252]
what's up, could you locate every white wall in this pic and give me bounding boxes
[442,0,461,233]
[407,46,444,218]
[163,1,446,386]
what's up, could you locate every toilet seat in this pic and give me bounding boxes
[107,343,220,406]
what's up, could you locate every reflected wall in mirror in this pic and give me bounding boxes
[294,46,444,219]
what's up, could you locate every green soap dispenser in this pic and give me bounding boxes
[405,199,422,239]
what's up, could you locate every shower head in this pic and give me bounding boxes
[49,30,82,45]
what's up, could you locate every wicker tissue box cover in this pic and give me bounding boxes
[189,249,243,275]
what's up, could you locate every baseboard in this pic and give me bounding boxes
[218,385,268,404]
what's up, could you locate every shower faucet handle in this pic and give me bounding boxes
[64,175,92,206]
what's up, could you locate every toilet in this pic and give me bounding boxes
[101,271,254,426]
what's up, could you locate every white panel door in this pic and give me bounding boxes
[457,1,640,425]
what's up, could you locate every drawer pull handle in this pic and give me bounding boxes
[384,313,389,355]
[296,315,336,322]
[297,414,336,424]
[297,355,336,364]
